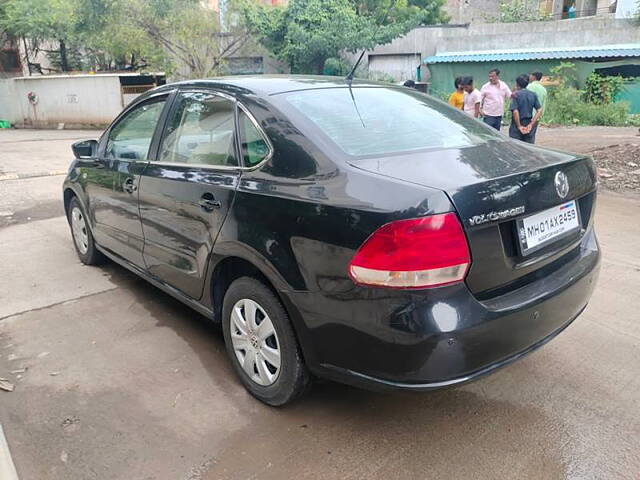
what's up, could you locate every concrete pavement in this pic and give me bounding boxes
[0,129,639,479]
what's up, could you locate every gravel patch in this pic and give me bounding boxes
[591,144,640,192]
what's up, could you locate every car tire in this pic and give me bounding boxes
[67,196,104,265]
[222,276,311,406]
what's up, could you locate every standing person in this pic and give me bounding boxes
[509,74,543,144]
[527,72,547,142]
[448,77,464,110]
[460,76,481,118]
[480,68,512,131]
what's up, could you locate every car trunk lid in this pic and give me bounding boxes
[348,140,598,296]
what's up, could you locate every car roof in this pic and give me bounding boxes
[157,75,394,97]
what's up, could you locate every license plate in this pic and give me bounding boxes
[517,201,580,255]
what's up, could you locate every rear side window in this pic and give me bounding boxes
[106,98,166,160]
[159,92,238,167]
[239,108,270,167]
[283,87,502,157]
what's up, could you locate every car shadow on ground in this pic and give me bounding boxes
[96,257,568,478]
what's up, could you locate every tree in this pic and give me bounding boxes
[0,0,78,71]
[121,0,249,78]
[237,0,446,75]
[0,0,249,77]
[353,0,448,25]
[495,0,550,22]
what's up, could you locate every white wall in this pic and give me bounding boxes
[7,75,124,128]
[368,54,422,81]
[0,80,19,122]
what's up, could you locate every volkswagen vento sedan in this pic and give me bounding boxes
[63,76,600,405]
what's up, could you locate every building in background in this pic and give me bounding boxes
[426,44,640,112]
[444,0,627,23]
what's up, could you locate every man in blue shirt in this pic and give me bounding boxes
[509,74,543,144]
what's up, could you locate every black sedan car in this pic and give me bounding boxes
[63,76,600,405]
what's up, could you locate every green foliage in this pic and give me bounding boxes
[0,0,79,71]
[323,57,351,76]
[0,0,245,77]
[544,86,630,126]
[626,114,640,126]
[236,0,447,75]
[367,70,396,83]
[491,0,551,22]
[584,73,625,105]
[549,62,578,88]
[542,62,632,126]
[1,0,75,41]
[353,0,449,24]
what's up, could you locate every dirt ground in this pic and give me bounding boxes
[0,127,639,480]
[590,144,640,191]
[536,126,640,193]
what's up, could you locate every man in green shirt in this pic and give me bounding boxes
[527,72,547,142]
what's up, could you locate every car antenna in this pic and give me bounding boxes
[344,1,397,128]
[345,50,366,86]
[345,0,397,86]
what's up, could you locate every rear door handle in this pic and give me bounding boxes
[199,193,221,212]
[123,177,137,194]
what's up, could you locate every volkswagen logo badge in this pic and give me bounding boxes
[555,171,569,199]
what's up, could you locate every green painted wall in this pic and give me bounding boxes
[618,80,640,114]
[426,58,640,113]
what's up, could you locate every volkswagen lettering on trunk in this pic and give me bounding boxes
[468,205,526,226]
[63,76,600,406]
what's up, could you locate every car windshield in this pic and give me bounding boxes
[283,87,503,157]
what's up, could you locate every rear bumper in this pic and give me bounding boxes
[285,227,600,391]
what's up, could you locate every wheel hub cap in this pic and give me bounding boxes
[71,206,89,255]
[230,298,281,386]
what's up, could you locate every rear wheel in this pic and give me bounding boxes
[68,197,103,265]
[222,277,311,406]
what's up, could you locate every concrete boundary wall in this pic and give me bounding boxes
[0,75,127,128]
[0,80,19,124]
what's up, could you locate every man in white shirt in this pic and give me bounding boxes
[460,76,481,118]
[480,69,512,130]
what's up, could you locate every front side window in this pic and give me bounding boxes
[239,109,270,167]
[159,92,238,167]
[106,98,166,160]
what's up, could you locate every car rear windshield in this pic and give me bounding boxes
[283,87,502,157]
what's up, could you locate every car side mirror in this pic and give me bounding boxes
[72,139,98,159]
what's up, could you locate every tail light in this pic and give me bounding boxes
[348,213,471,289]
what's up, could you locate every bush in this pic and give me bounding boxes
[323,57,350,76]
[544,62,631,126]
[544,86,630,126]
[496,0,551,22]
[584,73,625,105]
[626,114,640,127]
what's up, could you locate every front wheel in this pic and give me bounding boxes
[67,197,103,265]
[222,277,311,406]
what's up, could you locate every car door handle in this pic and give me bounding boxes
[86,159,104,169]
[199,193,221,212]
[123,177,137,194]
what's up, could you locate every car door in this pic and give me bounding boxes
[95,94,170,267]
[137,90,242,299]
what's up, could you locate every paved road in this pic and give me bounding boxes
[0,129,639,479]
